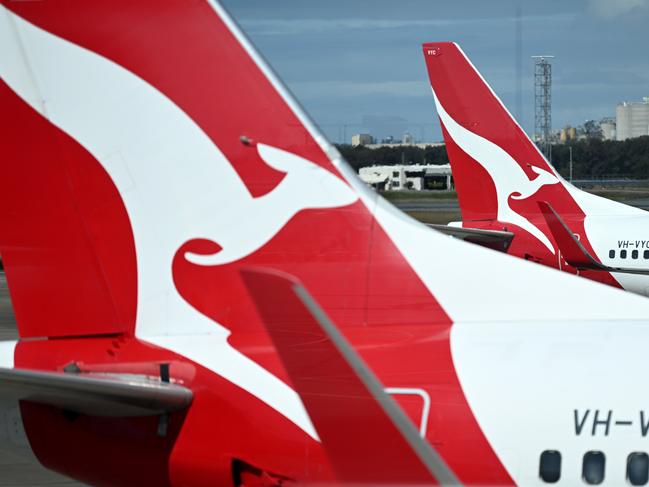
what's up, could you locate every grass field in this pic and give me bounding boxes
[382,187,649,203]
[585,188,649,200]
[381,190,458,201]
[384,187,649,225]
[403,210,462,224]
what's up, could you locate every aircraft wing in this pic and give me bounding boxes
[0,366,192,417]
[539,201,649,276]
[241,267,460,486]
[427,224,514,252]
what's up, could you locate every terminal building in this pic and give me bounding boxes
[616,97,649,140]
[358,164,452,191]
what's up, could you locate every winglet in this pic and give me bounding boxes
[537,201,604,270]
[241,267,460,486]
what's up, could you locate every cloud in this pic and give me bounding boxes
[289,80,427,100]
[557,67,649,87]
[240,18,461,36]
[240,15,571,36]
[588,0,649,18]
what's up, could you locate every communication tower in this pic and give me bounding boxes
[532,55,554,162]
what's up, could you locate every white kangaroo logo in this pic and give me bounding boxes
[1,8,360,440]
[432,89,559,254]
[185,143,356,266]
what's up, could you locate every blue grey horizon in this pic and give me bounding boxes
[222,0,649,144]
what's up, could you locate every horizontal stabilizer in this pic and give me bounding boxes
[428,224,514,253]
[539,202,649,276]
[241,268,460,486]
[0,367,192,417]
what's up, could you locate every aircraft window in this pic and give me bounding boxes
[621,250,628,259]
[609,250,615,258]
[582,451,605,485]
[645,250,649,259]
[539,450,561,483]
[633,250,639,259]
[627,452,649,486]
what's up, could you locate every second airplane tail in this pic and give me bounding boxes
[422,42,564,225]
[421,42,633,268]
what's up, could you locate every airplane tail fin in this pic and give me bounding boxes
[421,42,641,265]
[421,42,565,224]
[1,1,449,347]
[0,1,361,339]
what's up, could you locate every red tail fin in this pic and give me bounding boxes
[0,3,451,344]
[422,42,559,223]
[421,42,632,284]
[422,42,609,263]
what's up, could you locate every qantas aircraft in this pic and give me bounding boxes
[4,2,649,486]
[422,42,649,297]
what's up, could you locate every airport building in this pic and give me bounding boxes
[358,164,452,191]
[616,97,649,140]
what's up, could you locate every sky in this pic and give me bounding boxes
[221,0,649,144]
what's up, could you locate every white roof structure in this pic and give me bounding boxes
[361,173,389,184]
[360,164,451,175]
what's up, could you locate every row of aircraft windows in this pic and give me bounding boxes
[608,249,649,259]
[540,450,649,485]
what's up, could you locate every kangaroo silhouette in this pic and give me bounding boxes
[184,143,357,266]
[432,89,560,253]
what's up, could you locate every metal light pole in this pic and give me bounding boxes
[532,55,554,162]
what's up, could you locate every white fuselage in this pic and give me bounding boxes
[585,214,649,296]
[453,319,649,485]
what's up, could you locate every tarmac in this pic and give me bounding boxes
[392,196,649,213]
[0,272,86,487]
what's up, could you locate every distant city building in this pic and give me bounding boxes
[358,164,452,192]
[350,132,444,149]
[351,133,373,146]
[600,118,616,141]
[560,125,577,143]
[616,97,649,140]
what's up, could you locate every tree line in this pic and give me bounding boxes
[337,136,649,179]
[551,137,649,179]
[337,144,449,171]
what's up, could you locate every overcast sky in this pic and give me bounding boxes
[221,0,649,143]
